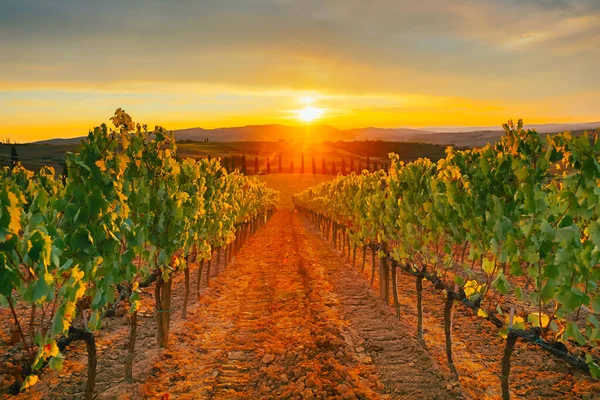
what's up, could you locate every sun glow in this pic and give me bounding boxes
[299,95,316,105]
[297,106,324,123]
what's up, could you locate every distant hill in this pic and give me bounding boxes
[34,137,87,145]
[175,124,353,142]
[346,127,434,142]
[429,121,600,134]
[33,121,600,148]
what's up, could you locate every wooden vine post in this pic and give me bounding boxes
[443,286,460,379]
[196,259,205,300]
[390,260,401,319]
[361,243,367,271]
[416,268,425,341]
[370,244,377,285]
[182,264,191,319]
[501,309,518,400]
[125,311,137,382]
[379,242,390,302]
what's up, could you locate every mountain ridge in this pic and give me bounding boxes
[31,121,600,148]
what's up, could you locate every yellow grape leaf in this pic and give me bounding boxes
[464,279,482,297]
[44,272,53,286]
[95,160,107,172]
[509,315,525,330]
[527,312,550,328]
[121,133,130,150]
[119,154,129,172]
[42,341,59,358]
[130,300,141,313]
[482,258,496,274]
[21,375,38,390]
[71,266,84,282]
[64,302,76,321]
[7,192,22,234]
[477,309,488,318]
[75,282,86,299]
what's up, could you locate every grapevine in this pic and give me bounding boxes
[294,120,600,399]
[0,109,278,397]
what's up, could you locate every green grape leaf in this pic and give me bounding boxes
[565,322,586,346]
[590,221,600,248]
[49,354,64,372]
[585,354,600,378]
[592,293,600,313]
[492,272,510,295]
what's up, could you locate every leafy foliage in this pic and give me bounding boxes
[294,120,600,376]
[0,109,279,391]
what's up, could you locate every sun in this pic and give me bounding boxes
[297,106,324,123]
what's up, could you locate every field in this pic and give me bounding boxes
[0,143,71,173]
[257,174,333,209]
[1,140,450,175]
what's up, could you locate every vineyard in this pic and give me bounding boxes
[1,114,600,399]
[293,120,600,399]
[0,110,278,398]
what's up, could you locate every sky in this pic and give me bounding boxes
[1,0,599,142]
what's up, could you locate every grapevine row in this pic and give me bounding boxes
[0,109,278,397]
[293,120,600,399]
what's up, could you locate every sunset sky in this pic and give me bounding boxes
[1,0,599,142]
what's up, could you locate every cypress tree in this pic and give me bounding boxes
[358,160,362,172]
[10,146,18,169]
[322,158,326,174]
[231,156,236,171]
[224,158,230,172]
[331,161,336,175]
[267,158,271,174]
[312,157,316,174]
[290,160,294,174]
[341,159,346,175]
[300,153,305,174]
[350,158,354,173]
[241,155,247,175]
[366,156,370,172]
[254,156,259,174]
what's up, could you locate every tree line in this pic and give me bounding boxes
[214,153,389,175]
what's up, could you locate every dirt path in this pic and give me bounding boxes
[298,216,461,399]
[142,210,384,399]
[138,210,456,399]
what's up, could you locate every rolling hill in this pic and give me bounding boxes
[32,121,600,148]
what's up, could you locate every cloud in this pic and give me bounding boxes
[0,0,599,140]
[1,1,598,90]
